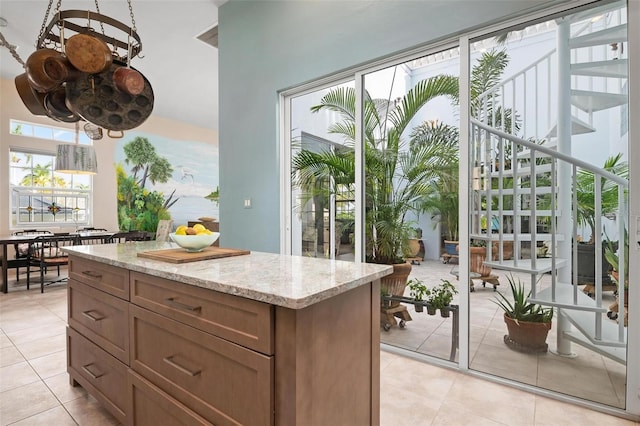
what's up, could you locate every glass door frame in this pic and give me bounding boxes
[280,0,639,416]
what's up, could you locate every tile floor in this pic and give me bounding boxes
[381,258,630,409]
[0,268,638,425]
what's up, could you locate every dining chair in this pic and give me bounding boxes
[10,230,53,282]
[109,230,153,243]
[27,234,79,292]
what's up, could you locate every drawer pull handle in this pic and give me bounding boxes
[82,363,104,379]
[82,270,103,279]
[164,297,202,313]
[163,356,202,377]
[82,310,105,322]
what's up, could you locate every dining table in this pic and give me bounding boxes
[0,230,114,293]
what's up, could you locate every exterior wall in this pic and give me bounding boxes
[0,78,218,236]
[218,0,563,253]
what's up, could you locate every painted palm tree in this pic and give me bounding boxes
[292,75,459,264]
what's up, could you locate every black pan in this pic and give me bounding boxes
[65,61,154,131]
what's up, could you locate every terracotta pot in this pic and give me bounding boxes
[380,262,412,308]
[407,239,420,257]
[503,314,551,353]
[470,246,492,276]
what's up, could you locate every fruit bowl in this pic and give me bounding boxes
[169,232,220,252]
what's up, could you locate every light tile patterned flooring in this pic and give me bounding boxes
[0,267,637,425]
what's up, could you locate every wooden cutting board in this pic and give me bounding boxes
[137,246,250,264]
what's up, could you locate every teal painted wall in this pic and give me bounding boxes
[218,0,559,253]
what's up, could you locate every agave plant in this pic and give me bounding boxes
[493,275,553,323]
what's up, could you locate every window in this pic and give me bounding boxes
[9,150,92,228]
[10,119,92,144]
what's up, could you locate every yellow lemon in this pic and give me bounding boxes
[175,225,188,235]
[193,224,206,233]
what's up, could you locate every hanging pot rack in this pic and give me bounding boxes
[13,0,153,134]
[37,10,143,65]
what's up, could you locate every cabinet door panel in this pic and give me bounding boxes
[128,371,211,426]
[130,305,273,426]
[67,327,128,424]
[68,280,129,363]
[130,272,273,354]
[69,257,130,300]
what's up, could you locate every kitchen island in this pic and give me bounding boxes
[64,241,391,425]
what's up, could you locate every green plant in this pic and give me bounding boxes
[576,154,628,244]
[605,229,629,287]
[408,278,430,301]
[292,78,459,265]
[494,275,553,323]
[427,279,458,309]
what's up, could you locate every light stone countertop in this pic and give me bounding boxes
[64,241,392,309]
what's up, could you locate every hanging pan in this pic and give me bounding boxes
[15,73,47,116]
[44,86,81,123]
[25,48,73,93]
[65,61,154,131]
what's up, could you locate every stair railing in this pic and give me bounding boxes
[471,118,628,344]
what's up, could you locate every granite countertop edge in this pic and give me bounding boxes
[65,243,393,309]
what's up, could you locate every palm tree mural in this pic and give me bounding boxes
[117,136,176,232]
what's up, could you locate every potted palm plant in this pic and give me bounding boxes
[292,76,459,307]
[575,154,628,286]
[494,275,553,353]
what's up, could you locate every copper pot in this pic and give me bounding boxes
[25,48,71,92]
[113,66,144,95]
[15,73,47,115]
[65,33,113,74]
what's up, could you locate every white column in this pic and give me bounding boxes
[555,17,574,356]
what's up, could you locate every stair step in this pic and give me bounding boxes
[490,163,552,177]
[569,23,627,49]
[516,143,557,160]
[563,330,626,365]
[562,307,627,348]
[483,187,555,196]
[545,115,596,138]
[571,90,627,112]
[571,58,628,78]
[529,285,607,313]
[474,209,559,217]
[483,258,567,274]
[470,234,565,242]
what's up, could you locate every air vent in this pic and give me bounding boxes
[196,24,218,48]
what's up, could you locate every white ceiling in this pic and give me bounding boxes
[0,0,221,131]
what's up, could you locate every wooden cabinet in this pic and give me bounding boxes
[68,255,380,425]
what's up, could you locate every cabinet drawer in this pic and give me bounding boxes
[128,371,211,426]
[67,327,129,424]
[130,305,273,426]
[69,257,129,300]
[68,280,129,364]
[130,272,273,354]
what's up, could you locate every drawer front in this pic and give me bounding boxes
[130,272,273,354]
[130,305,273,426]
[69,256,129,300]
[68,280,129,364]
[67,327,128,424]
[128,371,211,426]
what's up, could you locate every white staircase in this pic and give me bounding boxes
[470,2,629,364]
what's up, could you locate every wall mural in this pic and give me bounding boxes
[114,132,219,232]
